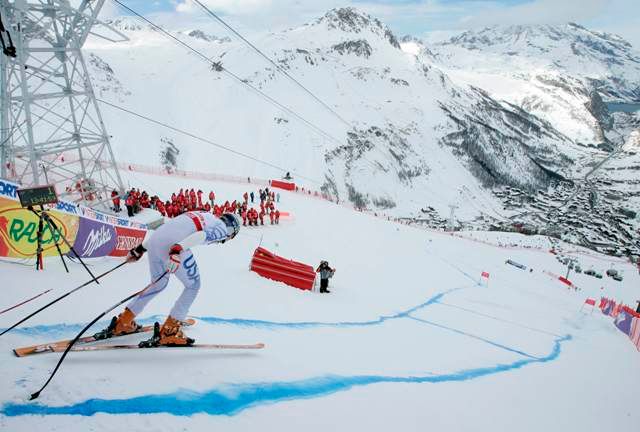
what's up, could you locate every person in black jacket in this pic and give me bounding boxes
[316,260,336,294]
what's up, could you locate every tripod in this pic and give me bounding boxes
[28,205,99,285]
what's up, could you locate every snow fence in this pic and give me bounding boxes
[599,297,640,352]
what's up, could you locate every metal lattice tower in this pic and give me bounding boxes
[0,0,123,208]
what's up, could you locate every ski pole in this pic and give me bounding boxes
[0,261,127,337]
[0,289,53,316]
[30,271,169,400]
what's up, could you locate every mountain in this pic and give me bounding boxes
[86,7,578,221]
[430,24,640,147]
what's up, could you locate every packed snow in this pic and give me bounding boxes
[1,171,639,431]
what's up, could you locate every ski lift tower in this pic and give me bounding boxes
[0,0,125,209]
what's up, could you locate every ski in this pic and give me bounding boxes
[52,342,265,352]
[13,319,196,357]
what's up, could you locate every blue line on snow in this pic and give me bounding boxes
[1,286,469,336]
[407,316,539,359]
[195,287,464,329]
[1,335,572,417]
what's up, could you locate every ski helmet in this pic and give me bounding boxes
[220,213,241,239]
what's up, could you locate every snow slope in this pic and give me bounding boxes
[1,171,639,431]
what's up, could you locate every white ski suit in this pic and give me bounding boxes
[127,211,229,320]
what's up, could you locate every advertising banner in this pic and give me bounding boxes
[1,177,147,259]
[0,195,79,258]
[73,218,118,258]
[109,225,146,257]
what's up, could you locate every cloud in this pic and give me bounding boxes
[458,0,610,27]
[175,0,274,14]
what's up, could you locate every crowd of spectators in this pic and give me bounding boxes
[112,186,283,227]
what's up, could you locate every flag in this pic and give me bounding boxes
[630,317,640,351]
[481,271,490,278]
[584,298,596,306]
[614,309,633,336]
[603,300,614,316]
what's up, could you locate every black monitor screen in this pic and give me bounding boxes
[17,185,58,207]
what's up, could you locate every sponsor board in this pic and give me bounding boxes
[73,218,117,258]
[109,225,146,257]
[0,196,79,258]
[0,179,19,199]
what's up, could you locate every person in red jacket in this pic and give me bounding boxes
[259,209,265,226]
[209,191,215,207]
[260,201,265,214]
[197,190,203,208]
[111,190,121,213]
[243,192,248,203]
[125,194,135,217]
[269,210,275,225]
[241,207,248,226]
[275,209,280,225]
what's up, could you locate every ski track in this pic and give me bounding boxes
[1,256,575,419]
[0,285,471,337]
[1,335,571,417]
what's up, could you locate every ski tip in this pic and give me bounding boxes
[13,349,21,357]
[29,391,40,401]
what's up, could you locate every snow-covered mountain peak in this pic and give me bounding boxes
[105,17,150,33]
[315,7,400,49]
[435,23,640,103]
[440,23,640,68]
[183,29,231,44]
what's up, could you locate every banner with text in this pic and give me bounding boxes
[0,177,147,259]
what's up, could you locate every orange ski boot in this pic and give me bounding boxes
[158,316,195,346]
[94,308,141,340]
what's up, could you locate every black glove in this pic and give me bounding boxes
[127,244,147,262]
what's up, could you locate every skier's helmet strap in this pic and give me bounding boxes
[221,213,241,239]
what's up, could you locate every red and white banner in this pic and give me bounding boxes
[584,298,596,306]
[109,226,146,257]
[630,318,640,351]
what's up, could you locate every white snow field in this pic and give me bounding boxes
[1,172,639,431]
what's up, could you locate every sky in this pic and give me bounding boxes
[103,0,640,46]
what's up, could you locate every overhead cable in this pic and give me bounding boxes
[192,0,352,129]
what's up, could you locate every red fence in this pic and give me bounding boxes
[249,247,316,290]
[270,180,295,191]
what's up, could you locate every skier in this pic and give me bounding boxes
[97,211,241,346]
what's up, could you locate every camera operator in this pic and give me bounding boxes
[316,260,336,294]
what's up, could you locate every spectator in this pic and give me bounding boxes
[243,192,248,203]
[269,210,275,225]
[111,190,121,213]
[250,191,254,203]
[125,193,134,217]
[275,209,280,224]
[276,192,280,203]
[259,209,265,226]
[316,261,335,294]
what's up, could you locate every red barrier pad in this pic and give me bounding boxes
[558,276,573,286]
[250,247,315,290]
[270,180,295,191]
